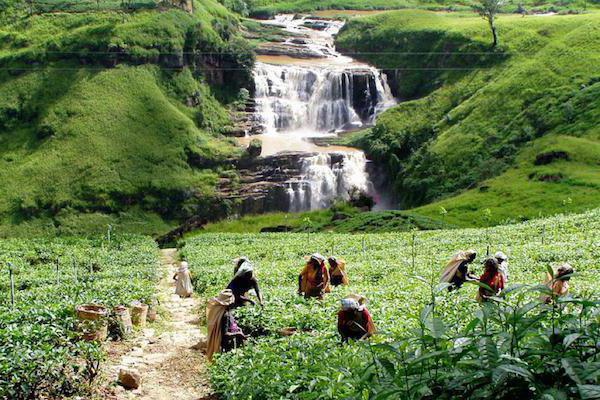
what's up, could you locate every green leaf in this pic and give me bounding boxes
[464,318,480,333]
[582,362,600,382]
[563,333,581,349]
[578,385,600,399]
[494,364,533,382]
[425,317,446,339]
[562,358,584,384]
[483,338,499,367]
[541,388,569,400]
[420,304,433,323]
[515,301,539,318]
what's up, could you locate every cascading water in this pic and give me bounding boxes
[287,152,372,212]
[254,64,394,134]
[250,15,396,212]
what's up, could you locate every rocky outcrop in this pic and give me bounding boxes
[219,152,308,214]
[226,99,264,137]
[218,151,356,215]
[256,42,326,59]
[348,69,382,122]
[170,0,193,13]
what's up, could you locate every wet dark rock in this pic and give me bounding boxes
[350,71,380,121]
[246,139,262,158]
[332,212,350,221]
[302,21,330,31]
[260,225,292,232]
[538,173,564,182]
[289,38,309,45]
[159,50,184,69]
[534,151,570,165]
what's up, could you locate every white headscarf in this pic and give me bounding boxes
[233,260,254,279]
[341,298,363,312]
[178,261,189,273]
[310,253,325,263]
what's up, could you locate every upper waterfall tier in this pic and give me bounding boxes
[254,63,395,135]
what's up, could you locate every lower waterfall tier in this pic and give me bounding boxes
[220,151,374,214]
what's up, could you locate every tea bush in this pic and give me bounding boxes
[0,235,159,399]
[183,209,599,399]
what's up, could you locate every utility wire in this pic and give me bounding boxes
[4,51,589,55]
[0,67,501,71]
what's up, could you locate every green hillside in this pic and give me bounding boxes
[337,11,600,226]
[0,1,254,237]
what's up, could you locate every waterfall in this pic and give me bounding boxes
[254,63,395,135]
[287,152,372,211]
[250,15,396,213]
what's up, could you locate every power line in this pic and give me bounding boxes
[0,67,500,71]
[4,51,589,55]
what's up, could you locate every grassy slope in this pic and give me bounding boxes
[336,11,600,227]
[0,1,251,237]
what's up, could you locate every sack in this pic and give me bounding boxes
[130,301,149,327]
[76,304,108,342]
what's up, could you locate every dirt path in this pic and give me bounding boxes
[107,248,212,400]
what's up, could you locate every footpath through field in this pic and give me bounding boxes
[105,248,213,400]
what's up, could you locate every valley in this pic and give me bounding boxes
[0,1,599,400]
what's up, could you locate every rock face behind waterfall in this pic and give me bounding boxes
[350,71,381,122]
[220,152,370,214]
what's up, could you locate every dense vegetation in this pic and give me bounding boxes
[336,11,600,226]
[0,235,159,399]
[196,203,448,233]
[0,0,254,237]
[182,209,599,399]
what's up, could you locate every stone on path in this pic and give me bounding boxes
[118,368,142,390]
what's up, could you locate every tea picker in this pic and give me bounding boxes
[439,249,478,290]
[227,257,262,307]
[298,253,330,299]
[173,261,193,298]
[337,295,375,343]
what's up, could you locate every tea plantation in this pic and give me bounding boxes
[183,209,600,399]
[0,235,159,399]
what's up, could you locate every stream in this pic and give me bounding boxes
[240,14,396,212]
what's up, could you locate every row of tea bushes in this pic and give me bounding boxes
[0,235,159,399]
